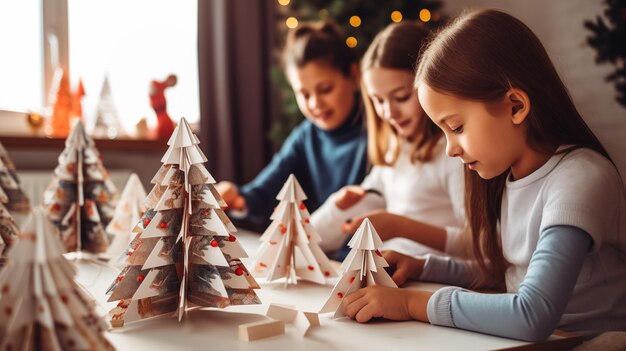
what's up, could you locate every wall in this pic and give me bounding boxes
[442,0,626,185]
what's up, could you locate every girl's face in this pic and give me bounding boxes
[287,60,359,131]
[418,82,531,180]
[363,67,424,139]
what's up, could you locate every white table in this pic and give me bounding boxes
[76,230,581,351]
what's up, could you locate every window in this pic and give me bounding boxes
[0,0,199,136]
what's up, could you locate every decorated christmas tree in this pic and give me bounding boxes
[252,174,337,285]
[43,120,119,254]
[0,208,115,350]
[105,173,147,260]
[0,201,19,266]
[106,117,260,326]
[319,218,397,318]
[0,141,31,216]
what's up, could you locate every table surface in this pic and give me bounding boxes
[75,229,582,351]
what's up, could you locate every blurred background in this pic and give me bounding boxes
[0,0,624,204]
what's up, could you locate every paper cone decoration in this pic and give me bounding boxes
[43,120,119,254]
[0,141,31,215]
[0,202,19,266]
[46,67,73,138]
[319,218,397,318]
[106,117,260,326]
[104,173,147,260]
[252,174,338,285]
[0,208,115,350]
[71,78,86,120]
[93,75,125,139]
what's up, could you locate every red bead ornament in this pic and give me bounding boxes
[259,262,267,268]
[280,226,287,234]
[203,209,210,216]
[235,267,244,276]
[137,275,145,282]
[143,218,151,227]
[299,202,306,210]
[117,275,124,281]
[350,276,355,284]
[228,235,236,242]
[307,265,314,271]
[51,203,61,211]
[211,239,218,247]
[324,271,330,277]
[304,218,310,223]
[61,295,69,304]
[159,222,167,228]
[375,250,382,257]
[337,292,344,298]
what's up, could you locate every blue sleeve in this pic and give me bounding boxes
[238,123,306,220]
[427,225,591,342]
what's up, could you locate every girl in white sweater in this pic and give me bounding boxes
[311,22,466,259]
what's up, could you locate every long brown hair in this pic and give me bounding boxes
[361,22,443,166]
[415,9,611,289]
[282,20,357,77]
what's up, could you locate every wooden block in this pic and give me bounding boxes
[238,319,285,342]
[302,311,319,326]
[266,303,298,323]
[110,319,124,328]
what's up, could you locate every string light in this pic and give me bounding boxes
[346,36,357,48]
[277,0,290,6]
[349,15,361,27]
[419,9,431,22]
[391,11,403,23]
[286,16,298,29]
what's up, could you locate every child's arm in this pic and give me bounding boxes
[427,226,591,342]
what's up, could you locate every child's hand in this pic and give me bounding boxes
[342,210,396,240]
[214,181,246,211]
[383,250,425,286]
[334,185,366,210]
[342,285,432,323]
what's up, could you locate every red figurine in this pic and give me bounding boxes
[149,74,177,139]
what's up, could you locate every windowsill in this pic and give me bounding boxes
[0,135,168,153]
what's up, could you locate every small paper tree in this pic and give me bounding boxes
[0,208,115,350]
[0,141,31,216]
[43,120,119,254]
[104,173,147,260]
[319,218,397,318]
[0,201,19,266]
[252,174,338,285]
[93,75,125,139]
[46,67,73,138]
[106,117,260,326]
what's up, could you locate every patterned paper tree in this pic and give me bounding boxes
[0,201,19,266]
[104,173,147,260]
[319,218,397,318]
[252,174,338,285]
[0,141,31,216]
[106,117,260,326]
[0,208,115,350]
[43,120,119,254]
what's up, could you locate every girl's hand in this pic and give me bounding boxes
[341,210,396,240]
[342,285,432,323]
[334,185,366,210]
[215,181,246,211]
[383,250,425,286]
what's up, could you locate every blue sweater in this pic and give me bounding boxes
[239,100,367,221]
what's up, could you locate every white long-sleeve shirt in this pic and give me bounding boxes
[311,139,466,257]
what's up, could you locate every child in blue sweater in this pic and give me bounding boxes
[217,21,367,221]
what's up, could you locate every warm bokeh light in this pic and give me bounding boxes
[419,9,431,22]
[349,15,361,27]
[278,0,290,6]
[346,36,357,48]
[286,16,298,29]
[319,9,329,19]
[390,11,402,23]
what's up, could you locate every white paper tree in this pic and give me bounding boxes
[92,75,125,139]
[252,174,338,285]
[43,120,119,254]
[0,141,31,216]
[104,173,147,260]
[0,208,115,350]
[319,218,397,318]
[105,117,261,326]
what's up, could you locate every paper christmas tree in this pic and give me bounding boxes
[43,120,119,254]
[0,202,19,266]
[71,78,86,120]
[46,67,73,138]
[0,208,115,351]
[105,173,147,260]
[93,75,125,139]
[106,117,261,326]
[252,174,338,285]
[0,141,31,216]
[319,218,397,318]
